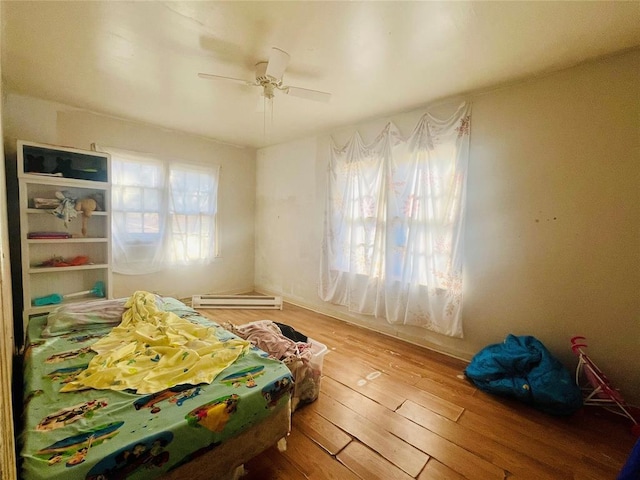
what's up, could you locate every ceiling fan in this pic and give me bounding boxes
[198,47,331,104]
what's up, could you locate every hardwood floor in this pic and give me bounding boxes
[197,303,637,480]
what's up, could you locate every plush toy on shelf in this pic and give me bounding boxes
[75,197,97,237]
[51,191,77,227]
[51,191,99,237]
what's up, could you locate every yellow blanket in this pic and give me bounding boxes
[61,291,249,394]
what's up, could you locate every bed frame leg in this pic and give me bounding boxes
[277,437,288,452]
[231,464,245,480]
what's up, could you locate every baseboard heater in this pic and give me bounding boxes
[192,294,283,310]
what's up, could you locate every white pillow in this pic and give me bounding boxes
[42,298,128,337]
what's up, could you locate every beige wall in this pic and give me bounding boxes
[255,50,640,404]
[3,95,257,300]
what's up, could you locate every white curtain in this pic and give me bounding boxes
[319,103,471,337]
[96,146,219,275]
[167,163,219,265]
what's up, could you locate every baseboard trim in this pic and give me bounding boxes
[253,289,471,364]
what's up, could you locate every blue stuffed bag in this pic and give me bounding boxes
[465,334,583,416]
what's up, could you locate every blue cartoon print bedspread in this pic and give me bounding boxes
[19,297,293,480]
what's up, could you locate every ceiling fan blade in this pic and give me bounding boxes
[198,73,255,86]
[265,47,290,80]
[284,86,331,103]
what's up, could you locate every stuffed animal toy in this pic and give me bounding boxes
[52,191,78,227]
[75,198,97,237]
[52,191,100,236]
[76,198,98,237]
[26,154,45,173]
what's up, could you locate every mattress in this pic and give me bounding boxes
[19,296,294,480]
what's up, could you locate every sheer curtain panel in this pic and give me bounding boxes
[96,146,219,275]
[319,103,471,337]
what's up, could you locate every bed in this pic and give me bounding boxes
[18,294,294,480]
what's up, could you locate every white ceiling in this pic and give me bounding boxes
[2,1,639,149]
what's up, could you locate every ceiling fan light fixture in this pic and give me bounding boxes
[262,82,276,99]
[199,47,330,103]
[198,46,331,139]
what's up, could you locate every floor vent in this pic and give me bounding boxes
[192,294,283,310]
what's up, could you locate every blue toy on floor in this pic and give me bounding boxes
[465,334,583,416]
[618,437,640,480]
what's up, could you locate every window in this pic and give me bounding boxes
[112,157,164,245]
[320,103,470,337]
[100,146,219,274]
[168,164,218,264]
[329,152,385,277]
[331,148,455,286]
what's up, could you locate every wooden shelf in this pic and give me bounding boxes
[27,208,108,215]
[28,263,109,274]
[20,174,109,189]
[27,237,109,243]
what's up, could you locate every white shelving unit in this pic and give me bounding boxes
[17,140,112,334]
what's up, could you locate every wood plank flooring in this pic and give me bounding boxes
[196,302,637,480]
